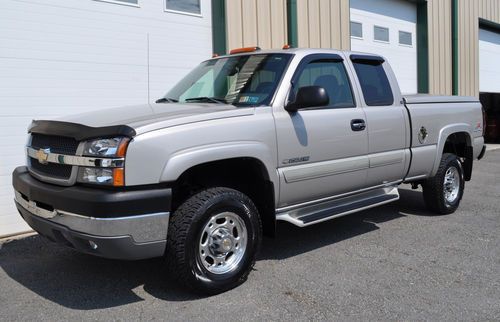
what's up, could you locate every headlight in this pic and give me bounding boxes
[78,137,129,186]
[83,137,129,157]
[77,167,124,186]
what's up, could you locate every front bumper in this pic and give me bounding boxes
[12,166,172,260]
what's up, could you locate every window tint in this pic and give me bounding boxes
[166,54,291,106]
[293,60,355,108]
[399,31,412,46]
[352,62,394,106]
[374,26,389,42]
[350,21,363,38]
[166,0,200,15]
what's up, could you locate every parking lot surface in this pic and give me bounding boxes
[1,150,499,321]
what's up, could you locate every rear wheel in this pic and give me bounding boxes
[165,187,262,294]
[422,153,465,214]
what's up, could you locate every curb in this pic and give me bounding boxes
[0,231,37,244]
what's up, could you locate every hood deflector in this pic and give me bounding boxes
[29,120,136,141]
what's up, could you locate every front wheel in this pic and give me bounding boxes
[165,187,262,294]
[422,153,465,214]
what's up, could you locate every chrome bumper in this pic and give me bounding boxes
[14,191,169,244]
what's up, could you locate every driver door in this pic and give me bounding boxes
[274,54,369,208]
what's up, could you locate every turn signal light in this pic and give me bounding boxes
[113,168,125,186]
[116,138,130,158]
[229,46,261,55]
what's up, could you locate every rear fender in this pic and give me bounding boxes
[431,124,472,177]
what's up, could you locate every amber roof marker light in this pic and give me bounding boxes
[229,46,261,55]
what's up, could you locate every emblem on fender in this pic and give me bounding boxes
[418,126,428,144]
[36,148,50,164]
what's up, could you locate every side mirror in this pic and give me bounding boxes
[285,86,329,113]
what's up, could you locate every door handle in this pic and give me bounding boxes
[350,119,366,131]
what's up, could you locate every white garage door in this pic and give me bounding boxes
[479,28,500,93]
[0,0,212,237]
[350,0,417,94]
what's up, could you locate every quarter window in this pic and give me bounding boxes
[399,31,412,46]
[350,21,363,38]
[166,0,201,15]
[374,26,389,42]
[292,60,355,108]
[352,61,394,106]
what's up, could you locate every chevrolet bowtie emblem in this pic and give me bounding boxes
[36,148,50,164]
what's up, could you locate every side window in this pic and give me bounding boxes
[293,60,355,108]
[352,61,394,106]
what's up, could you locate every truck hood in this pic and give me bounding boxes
[56,103,255,135]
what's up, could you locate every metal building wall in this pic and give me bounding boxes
[225,0,288,50]
[427,0,453,95]
[296,0,350,49]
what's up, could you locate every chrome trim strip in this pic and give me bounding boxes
[276,180,402,213]
[27,147,124,168]
[15,191,169,243]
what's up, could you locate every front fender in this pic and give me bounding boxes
[160,141,279,194]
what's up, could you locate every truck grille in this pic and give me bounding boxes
[28,134,79,182]
[30,159,73,179]
[31,134,79,155]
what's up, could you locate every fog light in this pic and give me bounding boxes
[89,241,98,250]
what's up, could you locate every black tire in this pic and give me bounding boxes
[165,187,262,294]
[422,153,465,215]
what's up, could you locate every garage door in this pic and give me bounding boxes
[350,0,417,94]
[479,28,500,93]
[0,0,212,237]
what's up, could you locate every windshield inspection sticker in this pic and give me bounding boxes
[239,96,259,104]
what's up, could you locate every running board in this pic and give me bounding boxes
[276,187,400,227]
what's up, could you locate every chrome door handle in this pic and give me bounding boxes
[350,119,366,131]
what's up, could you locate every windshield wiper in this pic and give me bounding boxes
[155,97,178,103]
[185,97,227,104]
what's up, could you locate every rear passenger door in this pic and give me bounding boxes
[349,55,409,187]
[275,54,369,208]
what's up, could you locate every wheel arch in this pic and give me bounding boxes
[167,154,277,237]
[432,124,474,180]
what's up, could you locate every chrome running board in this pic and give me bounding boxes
[276,186,400,227]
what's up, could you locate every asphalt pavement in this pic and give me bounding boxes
[1,150,499,321]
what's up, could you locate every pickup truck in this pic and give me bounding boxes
[12,47,486,294]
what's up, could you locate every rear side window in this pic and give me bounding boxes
[352,61,394,106]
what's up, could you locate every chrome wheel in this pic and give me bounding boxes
[443,166,460,204]
[198,212,247,275]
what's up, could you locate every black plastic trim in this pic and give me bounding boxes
[350,54,385,65]
[478,145,486,160]
[13,167,171,218]
[17,206,166,260]
[29,120,136,140]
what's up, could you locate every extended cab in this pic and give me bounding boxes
[12,48,486,294]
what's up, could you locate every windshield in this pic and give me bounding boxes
[163,54,292,107]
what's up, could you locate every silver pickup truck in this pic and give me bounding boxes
[12,48,486,294]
